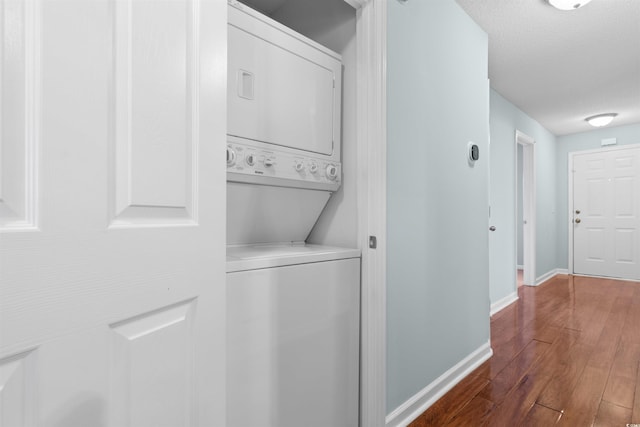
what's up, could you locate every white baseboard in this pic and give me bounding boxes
[535,268,569,286]
[490,291,518,316]
[385,341,493,427]
[571,273,640,283]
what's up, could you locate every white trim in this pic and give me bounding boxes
[567,144,640,157]
[571,273,640,283]
[490,291,518,316]
[384,342,493,427]
[355,0,387,426]
[568,153,574,275]
[516,264,524,270]
[515,130,536,287]
[535,268,568,286]
[567,144,640,276]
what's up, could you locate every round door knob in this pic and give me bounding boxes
[246,153,256,166]
[489,226,496,231]
[227,147,236,166]
[326,164,338,181]
[575,218,581,224]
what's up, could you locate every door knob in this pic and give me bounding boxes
[575,218,581,224]
[489,226,496,231]
[575,210,581,214]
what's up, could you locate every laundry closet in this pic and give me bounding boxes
[224,1,360,426]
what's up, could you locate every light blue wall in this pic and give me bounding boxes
[555,123,640,268]
[488,90,557,303]
[387,0,490,414]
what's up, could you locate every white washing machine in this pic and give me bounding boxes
[226,245,360,427]
[226,4,360,427]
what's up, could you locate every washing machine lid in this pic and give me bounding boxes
[226,243,361,272]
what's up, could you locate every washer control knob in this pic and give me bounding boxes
[294,160,305,172]
[227,147,236,166]
[264,157,275,167]
[309,161,318,174]
[245,153,256,166]
[326,164,338,181]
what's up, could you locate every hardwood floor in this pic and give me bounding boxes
[408,274,640,426]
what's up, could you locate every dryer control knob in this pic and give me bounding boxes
[264,157,275,167]
[326,164,338,181]
[245,153,256,166]
[294,160,305,172]
[309,162,318,174]
[227,147,236,166]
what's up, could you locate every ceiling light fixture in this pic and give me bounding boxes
[585,113,618,127]
[547,0,592,10]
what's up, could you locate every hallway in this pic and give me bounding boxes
[409,275,640,426]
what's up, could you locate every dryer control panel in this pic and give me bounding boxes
[226,139,341,192]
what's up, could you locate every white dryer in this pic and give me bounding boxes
[226,3,360,427]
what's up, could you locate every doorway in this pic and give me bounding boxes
[569,146,640,280]
[515,130,536,286]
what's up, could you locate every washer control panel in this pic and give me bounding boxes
[227,141,341,191]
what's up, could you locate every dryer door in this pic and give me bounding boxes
[227,5,342,157]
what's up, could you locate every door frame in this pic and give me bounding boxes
[350,0,387,425]
[567,144,640,276]
[515,130,536,286]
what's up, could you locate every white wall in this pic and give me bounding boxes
[272,0,359,249]
[386,0,490,416]
[555,123,640,269]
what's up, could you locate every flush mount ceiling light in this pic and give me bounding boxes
[547,0,592,10]
[585,113,618,127]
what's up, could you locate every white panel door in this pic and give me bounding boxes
[0,0,227,426]
[573,147,640,280]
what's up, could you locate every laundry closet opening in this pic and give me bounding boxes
[225,1,361,426]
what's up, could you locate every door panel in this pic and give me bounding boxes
[112,0,198,225]
[0,351,36,427]
[0,0,226,425]
[110,301,195,427]
[0,0,37,230]
[573,147,640,280]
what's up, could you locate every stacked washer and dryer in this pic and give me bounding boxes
[226,3,361,427]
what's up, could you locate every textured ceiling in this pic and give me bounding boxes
[456,0,640,136]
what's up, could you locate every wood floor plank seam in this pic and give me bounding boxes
[407,276,640,427]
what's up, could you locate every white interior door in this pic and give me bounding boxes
[0,0,227,425]
[572,147,640,280]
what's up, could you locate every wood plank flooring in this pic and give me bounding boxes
[409,275,640,426]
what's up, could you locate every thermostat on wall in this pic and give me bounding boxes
[468,142,480,163]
